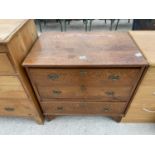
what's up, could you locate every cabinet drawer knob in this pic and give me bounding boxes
[105,91,115,96]
[103,107,110,112]
[57,106,63,111]
[108,75,120,80]
[48,74,59,80]
[4,107,15,111]
[52,90,62,95]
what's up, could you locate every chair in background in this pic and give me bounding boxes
[35,19,47,32]
[63,19,89,31]
[88,19,119,31]
[88,19,106,31]
[115,19,132,30]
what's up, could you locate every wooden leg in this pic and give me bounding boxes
[34,115,44,124]
[46,115,56,122]
[112,116,122,122]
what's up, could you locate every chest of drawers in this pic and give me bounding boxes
[0,20,43,124]
[23,32,148,122]
[122,31,155,122]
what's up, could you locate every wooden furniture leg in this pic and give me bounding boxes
[112,116,122,122]
[45,115,56,121]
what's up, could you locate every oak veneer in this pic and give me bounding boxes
[122,31,155,122]
[23,32,148,122]
[0,19,43,124]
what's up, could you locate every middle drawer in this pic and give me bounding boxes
[29,68,140,101]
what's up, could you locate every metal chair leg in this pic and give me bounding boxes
[83,20,88,31]
[57,20,64,32]
[110,19,114,30]
[60,20,63,32]
[115,19,120,30]
[64,20,67,31]
[38,20,42,32]
[43,19,47,26]
[89,19,93,31]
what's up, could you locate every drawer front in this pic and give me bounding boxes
[122,68,155,122]
[37,85,132,101]
[0,76,27,99]
[41,101,127,115]
[123,102,155,122]
[0,53,15,74]
[0,99,33,116]
[29,68,140,87]
[133,86,155,103]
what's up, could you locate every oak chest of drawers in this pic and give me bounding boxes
[23,32,148,122]
[0,19,43,123]
[122,31,155,122]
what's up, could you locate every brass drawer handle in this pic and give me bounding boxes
[105,91,115,96]
[108,75,120,80]
[103,107,110,112]
[143,107,155,113]
[4,107,15,111]
[57,106,63,111]
[48,74,59,80]
[52,90,62,95]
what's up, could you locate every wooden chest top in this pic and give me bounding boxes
[129,31,155,66]
[23,32,148,67]
[0,19,28,43]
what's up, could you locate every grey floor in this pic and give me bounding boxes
[0,116,155,135]
[1,19,155,135]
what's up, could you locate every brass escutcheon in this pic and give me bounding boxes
[52,90,62,95]
[108,74,120,80]
[48,74,59,80]
[105,91,115,96]
[4,107,14,111]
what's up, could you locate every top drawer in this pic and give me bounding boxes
[0,53,15,75]
[29,68,140,87]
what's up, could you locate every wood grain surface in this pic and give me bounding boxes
[0,19,27,43]
[129,31,155,66]
[23,32,148,122]
[0,19,44,124]
[122,31,155,122]
[23,32,147,67]
[41,101,127,115]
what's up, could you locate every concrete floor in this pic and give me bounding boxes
[1,19,155,135]
[0,116,155,135]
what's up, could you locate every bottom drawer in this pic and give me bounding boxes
[0,99,33,117]
[41,101,127,115]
